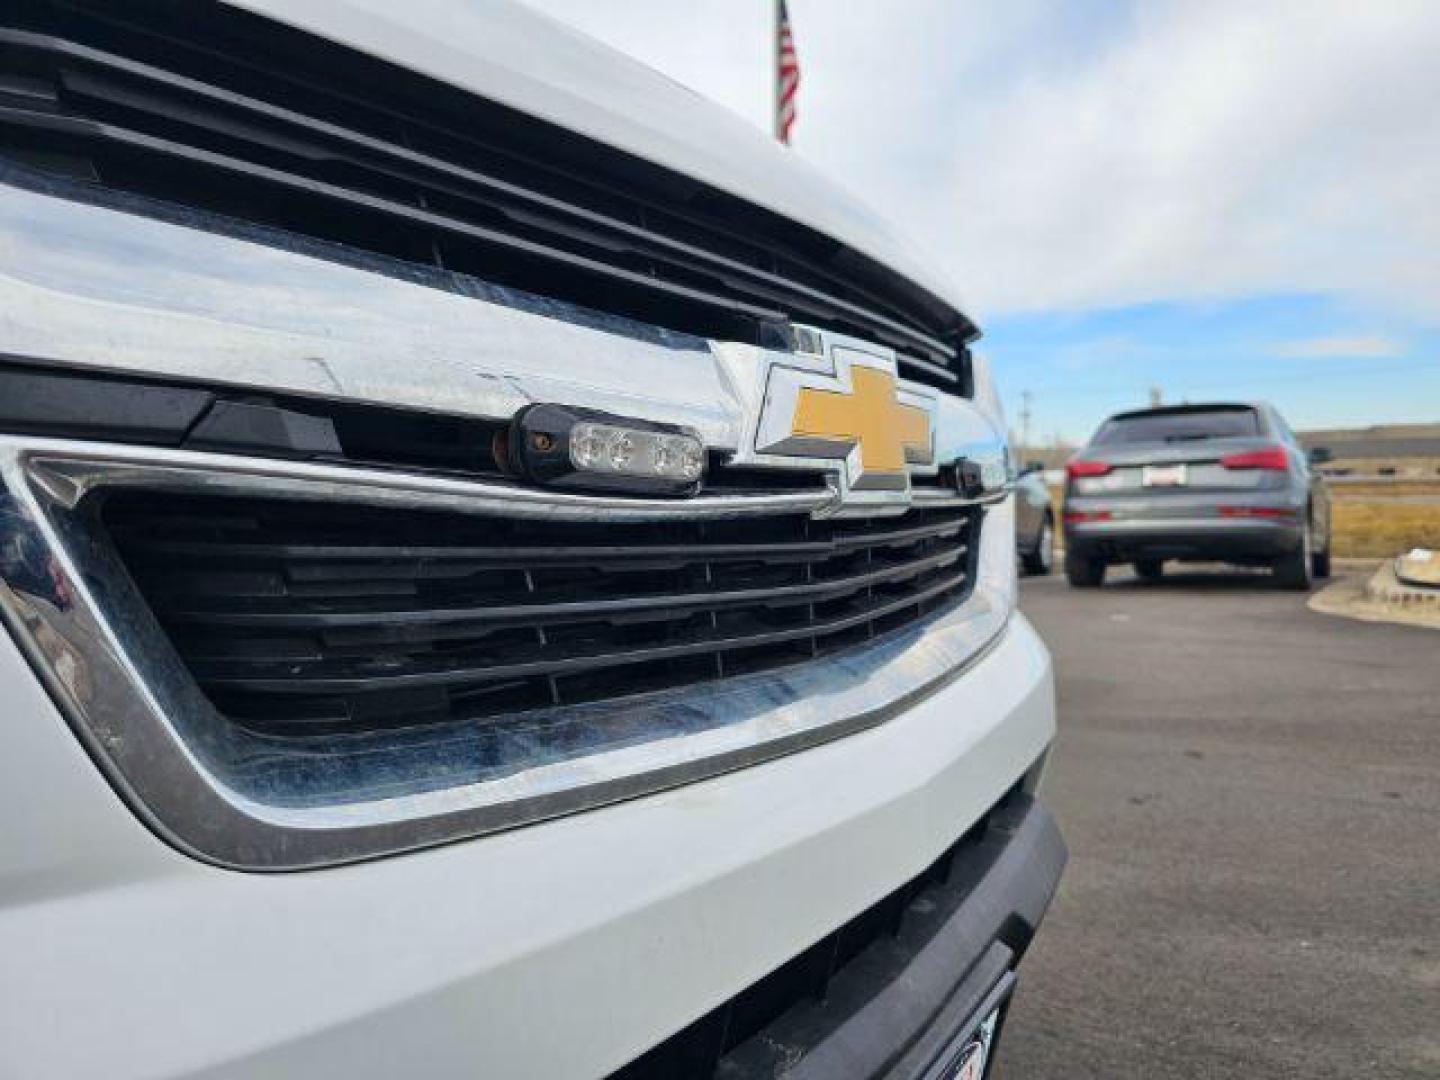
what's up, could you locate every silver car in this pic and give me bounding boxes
[1015,461,1057,576]
[1062,402,1332,589]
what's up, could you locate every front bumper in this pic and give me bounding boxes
[685,793,1065,1080]
[0,608,1056,1079]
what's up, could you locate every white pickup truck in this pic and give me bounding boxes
[0,2,1063,1077]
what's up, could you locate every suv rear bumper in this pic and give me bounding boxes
[0,610,1057,1079]
[1067,515,1303,563]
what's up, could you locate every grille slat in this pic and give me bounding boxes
[50,54,949,355]
[0,3,976,385]
[0,98,791,327]
[111,515,965,568]
[129,545,965,630]
[102,491,982,736]
[191,570,970,696]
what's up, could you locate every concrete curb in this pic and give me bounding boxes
[1310,565,1440,631]
[1366,561,1440,610]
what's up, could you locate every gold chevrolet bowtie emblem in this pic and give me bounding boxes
[753,344,937,508]
[790,366,932,478]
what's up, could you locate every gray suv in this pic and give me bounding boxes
[1063,402,1331,589]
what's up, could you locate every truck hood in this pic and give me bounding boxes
[224,0,970,323]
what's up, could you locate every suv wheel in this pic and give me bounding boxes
[1311,522,1332,579]
[1274,522,1314,591]
[1065,549,1106,588]
[1022,516,1054,576]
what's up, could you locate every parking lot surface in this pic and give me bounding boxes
[997,568,1439,1079]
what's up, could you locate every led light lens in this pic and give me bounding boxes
[570,428,606,470]
[654,434,705,481]
[608,432,635,471]
[569,422,704,482]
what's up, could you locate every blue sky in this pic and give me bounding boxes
[524,0,1438,441]
[987,296,1440,442]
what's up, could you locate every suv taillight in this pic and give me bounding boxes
[1066,460,1113,479]
[1220,446,1290,471]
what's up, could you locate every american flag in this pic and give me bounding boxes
[775,0,800,144]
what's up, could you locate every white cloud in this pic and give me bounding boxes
[520,0,1440,325]
[1269,335,1406,359]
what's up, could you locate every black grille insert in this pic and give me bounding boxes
[101,492,981,738]
[1,0,976,389]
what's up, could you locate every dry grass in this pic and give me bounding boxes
[1330,480,1440,558]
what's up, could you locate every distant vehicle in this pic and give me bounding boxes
[1015,461,1055,575]
[1062,402,1332,589]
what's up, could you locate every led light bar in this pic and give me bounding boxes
[570,421,703,481]
[505,404,706,495]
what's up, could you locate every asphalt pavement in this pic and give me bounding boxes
[996,566,1439,1079]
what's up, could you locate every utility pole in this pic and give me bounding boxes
[1018,390,1033,451]
[1149,386,1163,408]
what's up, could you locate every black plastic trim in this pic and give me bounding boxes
[613,793,1065,1078]
[0,360,213,444]
[186,399,342,459]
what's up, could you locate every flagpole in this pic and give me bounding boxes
[773,0,782,142]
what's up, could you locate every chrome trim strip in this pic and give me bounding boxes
[0,437,1011,870]
[914,487,999,507]
[22,440,834,520]
[0,178,743,445]
[0,182,1000,507]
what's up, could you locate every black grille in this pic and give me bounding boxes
[101,492,981,737]
[0,0,975,390]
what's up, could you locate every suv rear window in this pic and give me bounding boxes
[1093,408,1261,445]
